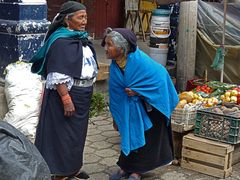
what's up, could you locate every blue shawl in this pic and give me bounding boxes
[109,48,179,156]
[30,27,88,76]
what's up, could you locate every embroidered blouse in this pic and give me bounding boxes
[46,46,98,90]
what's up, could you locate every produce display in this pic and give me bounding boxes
[176,81,240,110]
[173,81,240,133]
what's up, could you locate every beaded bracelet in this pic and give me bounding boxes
[61,94,71,104]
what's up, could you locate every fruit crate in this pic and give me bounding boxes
[171,108,196,127]
[194,107,240,144]
[181,133,234,178]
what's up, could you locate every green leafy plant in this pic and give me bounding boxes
[89,92,106,117]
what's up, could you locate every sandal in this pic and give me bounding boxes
[109,169,129,180]
[128,174,141,180]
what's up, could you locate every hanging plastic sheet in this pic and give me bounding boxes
[0,121,51,180]
[196,1,240,83]
[198,1,240,45]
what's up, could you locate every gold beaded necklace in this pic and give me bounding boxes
[116,56,127,70]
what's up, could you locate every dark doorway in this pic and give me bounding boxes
[81,0,125,38]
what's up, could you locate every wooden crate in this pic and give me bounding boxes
[181,133,234,178]
[233,143,240,165]
[96,63,109,81]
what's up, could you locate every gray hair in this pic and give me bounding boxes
[66,12,75,20]
[60,12,75,28]
[105,28,130,57]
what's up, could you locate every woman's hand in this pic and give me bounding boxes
[125,88,139,96]
[56,84,75,117]
[62,96,75,117]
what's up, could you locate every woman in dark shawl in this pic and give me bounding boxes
[31,1,98,179]
[102,28,178,180]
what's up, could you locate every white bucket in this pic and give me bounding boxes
[150,43,168,49]
[149,47,168,66]
[151,17,171,38]
[150,9,171,39]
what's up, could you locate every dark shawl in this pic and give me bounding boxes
[46,37,97,79]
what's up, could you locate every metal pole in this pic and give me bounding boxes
[220,0,227,82]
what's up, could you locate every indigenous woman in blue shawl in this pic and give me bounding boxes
[30,1,98,180]
[102,28,179,180]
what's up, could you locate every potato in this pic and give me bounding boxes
[222,108,235,114]
[212,107,223,114]
[231,107,239,112]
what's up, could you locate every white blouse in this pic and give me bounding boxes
[46,46,98,90]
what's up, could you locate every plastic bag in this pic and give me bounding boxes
[0,121,51,180]
[3,61,43,142]
[211,47,224,71]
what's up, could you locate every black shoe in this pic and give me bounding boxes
[67,171,90,180]
[75,171,90,179]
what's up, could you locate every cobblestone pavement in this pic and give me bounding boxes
[82,113,240,180]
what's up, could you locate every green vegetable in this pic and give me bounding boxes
[209,89,225,97]
[206,81,237,91]
[196,91,209,98]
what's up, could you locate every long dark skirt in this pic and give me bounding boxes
[35,85,93,176]
[117,107,174,173]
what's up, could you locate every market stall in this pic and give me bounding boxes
[171,79,240,178]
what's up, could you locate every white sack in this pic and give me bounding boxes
[3,61,43,142]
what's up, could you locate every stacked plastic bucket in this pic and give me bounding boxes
[149,8,171,66]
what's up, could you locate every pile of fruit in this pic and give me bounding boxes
[176,81,240,110]
[195,84,213,94]
[177,91,219,110]
[220,88,240,104]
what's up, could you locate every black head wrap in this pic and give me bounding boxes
[101,28,137,53]
[45,1,86,41]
